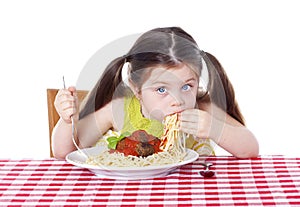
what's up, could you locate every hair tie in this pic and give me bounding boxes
[121,61,130,87]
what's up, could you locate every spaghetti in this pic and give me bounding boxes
[86,113,187,167]
[160,113,186,153]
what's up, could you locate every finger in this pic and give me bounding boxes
[71,89,79,108]
[59,94,76,103]
[56,96,76,115]
[65,87,78,107]
[55,92,73,107]
[63,106,76,116]
[179,124,198,136]
[57,88,71,96]
[61,104,77,122]
[60,100,75,111]
[180,120,198,131]
[179,112,199,123]
[68,86,77,96]
[61,110,74,123]
[57,90,73,99]
[179,122,207,139]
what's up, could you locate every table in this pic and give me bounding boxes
[1,155,300,206]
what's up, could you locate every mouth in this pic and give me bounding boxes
[166,110,183,117]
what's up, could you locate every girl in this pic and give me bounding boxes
[52,27,259,159]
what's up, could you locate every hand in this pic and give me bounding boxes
[54,86,78,124]
[179,109,215,141]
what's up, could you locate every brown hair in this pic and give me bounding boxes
[79,27,245,125]
[202,52,245,125]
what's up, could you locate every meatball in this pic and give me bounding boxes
[136,142,155,157]
[131,130,149,142]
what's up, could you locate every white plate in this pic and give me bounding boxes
[66,146,199,180]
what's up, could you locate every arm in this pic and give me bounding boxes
[179,102,259,158]
[51,87,115,159]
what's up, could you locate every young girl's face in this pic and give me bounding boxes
[136,64,199,121]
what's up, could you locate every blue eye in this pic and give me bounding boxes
[182,84,191,91]
[157,87,167,94]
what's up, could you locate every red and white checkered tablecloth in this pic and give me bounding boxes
[1,155,300,206]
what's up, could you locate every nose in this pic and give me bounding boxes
[170,92,185,107]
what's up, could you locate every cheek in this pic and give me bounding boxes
[185,93,197,107]
[142,95,164,111]
[141,94,167,120]
[176,92,197,110]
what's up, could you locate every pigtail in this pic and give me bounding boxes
[79,56,127,119]
[203,52,245,125]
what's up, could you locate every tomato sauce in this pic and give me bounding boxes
[114,130,162,157]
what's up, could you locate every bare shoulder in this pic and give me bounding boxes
[95,97,125,112]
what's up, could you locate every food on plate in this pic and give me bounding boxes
[85,113,187,167]
[113,130,161,157]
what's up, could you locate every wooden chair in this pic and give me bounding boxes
[47,89,88,157]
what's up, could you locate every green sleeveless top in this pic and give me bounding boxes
[121,96,164,137]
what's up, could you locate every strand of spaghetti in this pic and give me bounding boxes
[86,150,184,167]
[160,113,180,151]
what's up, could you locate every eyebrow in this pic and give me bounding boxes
[149,78,197,86]
[184,78,197,83]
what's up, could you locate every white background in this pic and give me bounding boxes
[0,0,299,158]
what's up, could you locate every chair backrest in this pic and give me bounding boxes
[47,88,88,157]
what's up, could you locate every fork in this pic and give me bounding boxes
[63,76,88,159]
[198,162,215,178]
